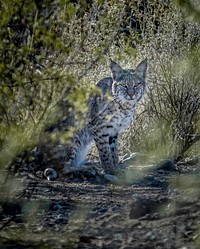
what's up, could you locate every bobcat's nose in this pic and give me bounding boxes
[128,93,134,99]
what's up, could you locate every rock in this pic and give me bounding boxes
[134,175,168,188]
[144,231,156,241]
[129,195,168,219]
[56,214,67,223]
[156,159,176,171]
[112,206,121,212]
[1,202,21,216]
[44,168,58,181]
[98,207,108,213]
[49,202,62,211]
[129,197,156,219]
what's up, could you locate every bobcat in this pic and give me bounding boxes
[63,59,147,174]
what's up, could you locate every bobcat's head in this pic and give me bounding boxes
[110,59,147,105]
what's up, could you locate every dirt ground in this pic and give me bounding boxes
[0,158,200,249]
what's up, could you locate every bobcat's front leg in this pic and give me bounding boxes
[109,135,119,166]
[93,134,115,174]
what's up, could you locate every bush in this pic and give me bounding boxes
[0,0,200,170]
[120,0,200,161]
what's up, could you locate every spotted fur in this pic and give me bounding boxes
[63,59,148,174]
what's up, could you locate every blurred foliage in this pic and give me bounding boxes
[0,0,127,170]
[175,0,200,23]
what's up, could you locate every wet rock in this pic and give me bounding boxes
[44,168,58,181]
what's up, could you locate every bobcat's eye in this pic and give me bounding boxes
[135,83,144,90]
[118,84,128,90]
[134,83,141,87]
[118,84,125,88]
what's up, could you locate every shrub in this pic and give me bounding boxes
[0,0,200,170]
[120,0,200,161]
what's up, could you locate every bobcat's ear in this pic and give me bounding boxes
[135,59,147,77]
[110,60,123,81]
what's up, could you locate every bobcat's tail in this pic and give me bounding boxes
[65,126,93,169]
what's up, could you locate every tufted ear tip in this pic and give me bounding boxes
[109,59,118,67]
[109,60,123,81]
[135,59,148,77]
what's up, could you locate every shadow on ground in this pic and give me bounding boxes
[1,157,200,249]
